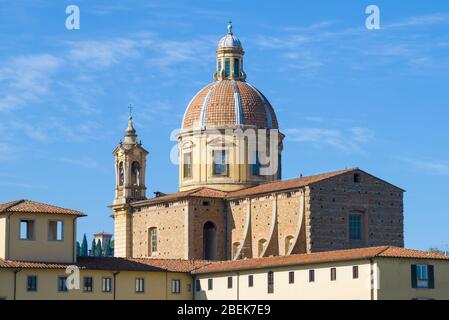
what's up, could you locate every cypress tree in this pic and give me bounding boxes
[90,239,96,256]
[80,234,88,257]
[76,241,81,257]
[95,239,103,257]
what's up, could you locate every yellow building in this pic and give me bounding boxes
[193,246,449,300]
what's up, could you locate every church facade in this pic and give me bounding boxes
[110,24,404,261]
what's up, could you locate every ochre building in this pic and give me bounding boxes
[110,24,404,261]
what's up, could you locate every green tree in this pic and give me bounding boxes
[80,234,88,257]
[76,241,81,257]
[106,240,114,257]
[95,239,103,257]
[90,239,96,256]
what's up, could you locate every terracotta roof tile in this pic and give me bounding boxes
[131,187,228,206]
[226,168,358,198]
[0,200,85,216]
[192,246,449,274]
[182,80,278,130]
[0,257,211,273]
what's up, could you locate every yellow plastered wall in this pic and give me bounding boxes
[195,260,373,300]
[6,213,77,263]
[376,257,449,300]
[0,268,193,300]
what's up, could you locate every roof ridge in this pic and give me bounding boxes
[0,199,25,213]
[374,246,392,257]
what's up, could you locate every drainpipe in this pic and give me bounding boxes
[369,259,375,300]
[113,272,120,300]
[236,272,240,301]
[13,269,21,300]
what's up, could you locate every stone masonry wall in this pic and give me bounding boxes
[308,170,404,252]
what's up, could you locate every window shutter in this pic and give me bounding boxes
[411,264,417,288]
[428,265,435,289]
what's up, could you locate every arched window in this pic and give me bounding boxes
[131,161,140,186]
[148,227,157,255]
[118,162,124,186]
[258,239,267,257]
[203,221,217,260]
[217,59,222,73]
[183,152,192,178]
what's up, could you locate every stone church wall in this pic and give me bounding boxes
[308,171,404,252]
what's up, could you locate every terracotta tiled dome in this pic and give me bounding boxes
[182,80,279,130]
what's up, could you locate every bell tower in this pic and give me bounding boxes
[112,112,148,205]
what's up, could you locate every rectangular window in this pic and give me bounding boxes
[150,228,157,255]
[83,277,93,292]
[102,277,112,293]
[227,276,233,289]
[208,278,213,291]
[212,150,228,176]
[309,270,315,282]
[217,59,222,73]
[48,220,63,241]
[412,264,434,289]
[288,271,295,284]
[248,275,254,287]
[251,154,260,176]
[183,152,192,178]
[233,58,239,77]
[353,266,359,279]
[195,279,201,292]
[331,268,337,281]
[27,276,37,292]
[225,59,230,77]
[57,276,68,292]
[172,279,181,294]
[135,278,145,293]
[20,220,35,240]
[349,213,362,241]
[267,271,274,294]
[354,173,361,183]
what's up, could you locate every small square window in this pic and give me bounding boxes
[353,266,359,279]
[330,268,337,281]
[248,275,254,287]
[208,278,213,291]
[227,276,233,289]
[288,271,295,284]
[135,278,145,293]
[172,279,181,294]
[354,173,361,183]
[48,220,63,241]
[309,270,315,282]
[27,276,37,292]
[83,277,93,292]
[57,276,68,292]
[102,277,112,293]
[20,220,35,240]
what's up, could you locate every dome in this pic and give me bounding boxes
[217,21,242,49]
[182,80,279,130]
[218,33,242,49]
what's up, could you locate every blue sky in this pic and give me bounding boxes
[0,0,448,250]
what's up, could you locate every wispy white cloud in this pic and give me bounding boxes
[386,13,449,28]
[68,38,144,67]
[285,126,374,154]
[0,54,62,111]
[398,157,449,176]
[11,121,49,143]
[58,157,99,169]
